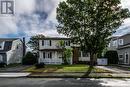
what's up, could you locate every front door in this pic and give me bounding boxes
[124,52,129,64]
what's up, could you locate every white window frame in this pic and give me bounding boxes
[112,40,118,47]
[43,52,52,59]
[118,39,123,45]
[0,42,5,50]
[44,40,50,46]
[0,55,3,62]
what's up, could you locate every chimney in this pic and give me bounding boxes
[23,37,26,57]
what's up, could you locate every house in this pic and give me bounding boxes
[0,38,24,65]
[38,37,90,64]
[108,33,130,65]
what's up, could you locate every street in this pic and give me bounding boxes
[0,78,130,87]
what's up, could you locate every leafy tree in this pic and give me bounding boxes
[104,51,118,64]
[58,40,72,64]
[56,0,130,65]
[28,34,45,51]
[64,48,72,64]
[22,52,37,65]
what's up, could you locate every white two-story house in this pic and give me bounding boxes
[38,37,90,64]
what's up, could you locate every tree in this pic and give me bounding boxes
[58,40,72,64]
[22,52,37,65]
[64,48,72,64]
[56,0,130,66]
[28,34,45,51]
[104,50,118,64]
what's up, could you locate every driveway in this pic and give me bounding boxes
[0,65,31,72]
[0,78,130,87]
[96,66,130,73]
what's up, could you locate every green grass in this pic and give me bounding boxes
[24,64,109,73]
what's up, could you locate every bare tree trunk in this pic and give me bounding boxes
[90,52,97,66]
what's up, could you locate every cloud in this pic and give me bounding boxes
[113,0,130,36]
[0,0,61,38]
[0,0,130,38]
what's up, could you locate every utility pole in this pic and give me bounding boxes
[23,37,26,57]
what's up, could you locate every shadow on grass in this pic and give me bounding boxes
[83,65,94,77]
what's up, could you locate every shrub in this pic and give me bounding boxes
[0,62,6,68]
[35,63,45,69]
[104,51,118,64]
[22,52,38,65]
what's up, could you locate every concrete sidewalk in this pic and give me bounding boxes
[0,73,30,78]
[28,72,130,78]
[96,66,130,73]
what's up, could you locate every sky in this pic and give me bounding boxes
[0,0,130,39]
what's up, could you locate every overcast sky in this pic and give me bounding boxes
[0,0,130,38]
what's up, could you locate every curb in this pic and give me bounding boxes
[27,75,130,78]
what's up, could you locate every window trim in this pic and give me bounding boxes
[118,39,123,45]
[43,52,52,59]
[0,42,5,50]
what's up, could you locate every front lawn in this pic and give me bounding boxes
[24,64,109,73]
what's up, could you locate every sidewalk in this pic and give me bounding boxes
[0,72,30,78]
[28,72,130,78]
[96,66,130,73]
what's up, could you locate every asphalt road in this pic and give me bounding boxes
[0,78,130,87]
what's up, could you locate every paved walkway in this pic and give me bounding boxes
[0,65,31,72]
[96,66,130,73]
[0,73,30,77]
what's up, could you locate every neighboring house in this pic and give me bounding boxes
[0,38,24,65]
[108,33,130,65]
[38,37,90,64]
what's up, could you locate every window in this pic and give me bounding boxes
[43,52,52,59]
[112,40,117,47]
[65,40,70,46]
[83,52,89,57]
[42,40,44,46]
[125,52,129,64]
[0,55,3,62]
[82,51,89,57]
[43,40,51,46]
[48,52,52,58]
[119,39,123,45]
[119,55,123,59]
[43,52,45,58]
[0,42,4,49]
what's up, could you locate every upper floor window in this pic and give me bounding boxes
[108,43,111,47]
[112,40,117,47]
[65,40,70,46]
[118,39,123,45]
[42,40,51,46]
[0,42,4,49]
